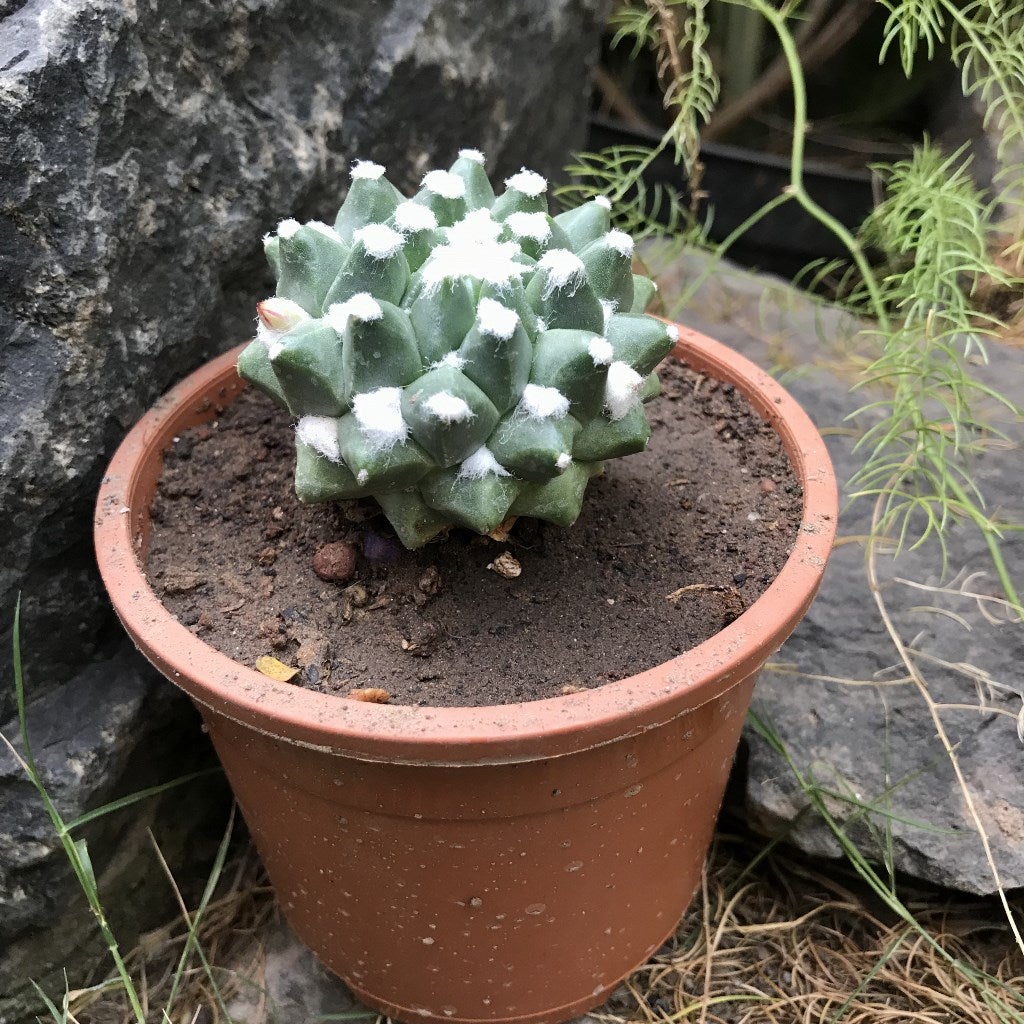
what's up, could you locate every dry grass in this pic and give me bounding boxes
[68,845,273,1024]
[65,829,1024,1024]
[596,832,1024,1024]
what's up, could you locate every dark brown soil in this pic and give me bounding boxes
[145,359,802,706]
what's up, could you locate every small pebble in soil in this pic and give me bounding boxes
[487,551,522,579]
[417,566,443,597]
[363,531,403,563]
[312,541,357,583]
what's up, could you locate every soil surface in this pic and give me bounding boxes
[145,359,802,706]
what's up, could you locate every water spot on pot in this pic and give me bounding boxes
[551,787,561,796]
[525,902,546,915]
[592,985,605,996]
[442,1008,457,1017]
[565,860,584,872]
[469,897,483,908]
[414,813,423,819]
[413,1008,432,1017]
[625,752,639,768]
[422,936,435,945]
[560,839,572,848]
[624,784,643,797]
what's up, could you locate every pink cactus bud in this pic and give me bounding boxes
[256,297,310,334]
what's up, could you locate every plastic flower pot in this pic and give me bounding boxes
[94,325,836,1024]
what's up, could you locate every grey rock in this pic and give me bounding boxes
[226,916,360,1024]
[0,2,608,1020]
[0,640,231,1024]
[0,0,609,718]
[657,248,1024,895]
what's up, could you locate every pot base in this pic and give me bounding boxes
[343,925,674,1024]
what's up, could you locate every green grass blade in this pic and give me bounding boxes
[29,980,66,1024]
[66,767,223,831]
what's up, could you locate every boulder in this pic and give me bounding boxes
[657,247,1024,896]
[0,1,608,1019]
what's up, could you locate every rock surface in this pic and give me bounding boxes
[0,641,231,1024]
[655,246,1024,896]
[0,2,608,1020]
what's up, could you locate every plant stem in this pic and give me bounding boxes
[738,0,891,330]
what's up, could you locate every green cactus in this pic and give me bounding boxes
[239,149,677,549]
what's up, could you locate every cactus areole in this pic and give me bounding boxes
[237,152,675,548]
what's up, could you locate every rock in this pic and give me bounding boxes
[0,2,609,1019]
[225,916,358,1023]
[312,541,358,583]
[657,247,1024,895]
[0,0,609,719]
[0,641,231,1024]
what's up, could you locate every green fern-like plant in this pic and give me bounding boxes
[565,0,1024,614]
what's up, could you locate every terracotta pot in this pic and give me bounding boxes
[95,326,836,1024]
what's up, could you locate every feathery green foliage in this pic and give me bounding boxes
[564,0,1024,613]
[563,0,719,234]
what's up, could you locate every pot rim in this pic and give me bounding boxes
[94,325,837,764]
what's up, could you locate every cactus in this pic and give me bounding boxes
[238,151,677,549]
